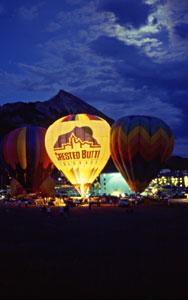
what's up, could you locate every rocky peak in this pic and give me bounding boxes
[0,89,114,136]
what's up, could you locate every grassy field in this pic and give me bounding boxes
[0,203,188,299]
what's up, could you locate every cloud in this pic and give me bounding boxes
[1,2,186,97]
[98,0,152,28]
[16,40,120,94]
[144,0,160,4]
[95,89,182,125]
[101,5,165,61]
[46,21,62,33]
[45,0,188,63]
[0,69,23,89]
[46,1,116,38]
[2,1,188,97]
[18,2,44,21]
[100,0,188,62]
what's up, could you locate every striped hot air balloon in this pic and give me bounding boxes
[45,113,111,197]
[110,115,174,193]
[2,126,54,195]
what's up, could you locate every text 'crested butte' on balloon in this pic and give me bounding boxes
[45,114,111,197]
[2,126,54,196]
[110,115,174,193]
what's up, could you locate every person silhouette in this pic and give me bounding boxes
[64,203,70,217]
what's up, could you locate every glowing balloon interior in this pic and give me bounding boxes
[45,114,111,196]
[110,115,174,193]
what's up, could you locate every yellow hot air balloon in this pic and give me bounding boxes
[45,114,111,197]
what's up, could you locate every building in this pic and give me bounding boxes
[54,168,188,198]
[100,172,130,196]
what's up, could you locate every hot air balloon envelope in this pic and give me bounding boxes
[45,114,111,196]
[110,115,174,193]
[2,126,54,194]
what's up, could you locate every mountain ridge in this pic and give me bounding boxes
[0,89,114,136]
[0,89,188,172]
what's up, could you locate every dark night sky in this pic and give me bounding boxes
[0,0,188,156]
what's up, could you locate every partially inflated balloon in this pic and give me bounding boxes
[110,115,174,193]
[2,126,54,194]
[45,114,111,196]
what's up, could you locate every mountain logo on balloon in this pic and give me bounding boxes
[54,126,101,150]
